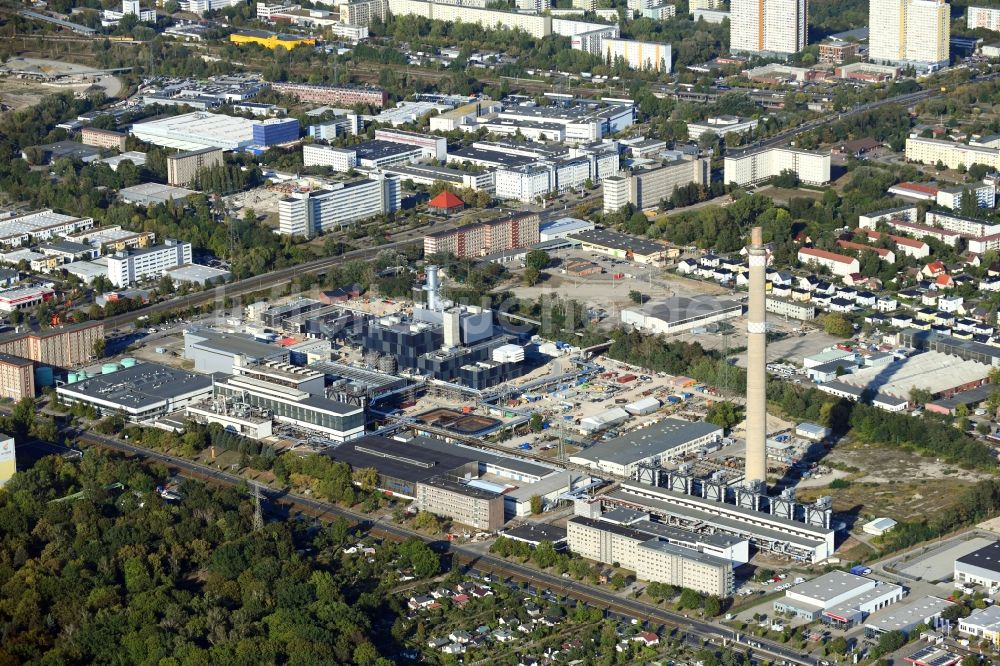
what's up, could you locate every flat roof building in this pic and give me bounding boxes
[568,228,670,265]
[569,418,723,477]
[56,362,213,420]
[184,329,289,374]
[955,540,1000,589]
[864,596,954,637]
[622,295,743,335]
[119,183,197,206]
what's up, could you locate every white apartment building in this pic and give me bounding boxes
[905,136,1000,171]
[869,0,950,69]
[968,5,1000,30]
[303,144,359,171]
[925,211,1000,237]
[602,39,672,72]
[730,0,807,55]
[797,247,860,277]
[176,0,243,15]
[278,175,400,237]
[936,183,997,211]
[107,239,192,288]
[386,0,552,37]
[724,146,831,187]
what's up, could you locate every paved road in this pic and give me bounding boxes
[70,426,814,665]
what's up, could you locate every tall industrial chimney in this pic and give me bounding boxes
[745,226,767,488]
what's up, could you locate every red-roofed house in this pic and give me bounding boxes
[428,190,465,215]
[632,632,660,646]
[837,239,896,264]
[935,273,955,288]
[922,260,947,278]
[797,247,861,277]
[888,182,939,201]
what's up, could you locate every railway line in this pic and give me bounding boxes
[70,425,814,665]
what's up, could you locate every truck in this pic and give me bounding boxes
[517,443,532,450]
[666,396,682,405]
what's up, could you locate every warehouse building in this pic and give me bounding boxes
[958,605,1000,643]
[0,209,94,247]
[954,540,1000,589]
[774,571,903,623]
[567,228,670,265]
[56,362,213,421]
[566,516,734,596]
[569,418,723,477]
[118,183,197,206]
[622,295,742,335]
[836,351,990,401]
[864,596,954,638]
[131,112,296,151]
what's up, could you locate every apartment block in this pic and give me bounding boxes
[81,127,127,151]
[342,0,390,25]
[724,146,831,187]
[797,247,860,277]
[0,354,35,401]
[278,175,400,237]
[730,0,807,55]
[415,476,505,531]
[423,212,540,257]
[166,147,225,186]
[107,239,192,288]
[968,5,1000,30]
[905,136,1000,171]
[0,322,103,368]
[602,39,671,72]
[869,0,949,69]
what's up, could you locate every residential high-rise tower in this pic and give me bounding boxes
[868,0,950,70]
[730,0,807,55]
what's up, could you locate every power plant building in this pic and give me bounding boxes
[56,362,214,420]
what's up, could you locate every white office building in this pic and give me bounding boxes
[278,175,400,237]
[303,144,358,171]
[730,0,807,55]
[869,0,950,70]
[107,239,192,288]
[495,164,555,203]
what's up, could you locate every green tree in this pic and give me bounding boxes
[628,290,645,304]
[706,401,742,430]
[529,494,543,514]
[414,511,441,533]
[822,313,854,337]
[529,412,544,432]
[92,337,107,359]
[703,595,722,617]
[523,266,541,286]
[525,249,551,271]
[678,588,702,610]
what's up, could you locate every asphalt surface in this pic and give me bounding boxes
[72,427,815,665]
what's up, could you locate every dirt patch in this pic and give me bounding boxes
[794,442,988,522]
